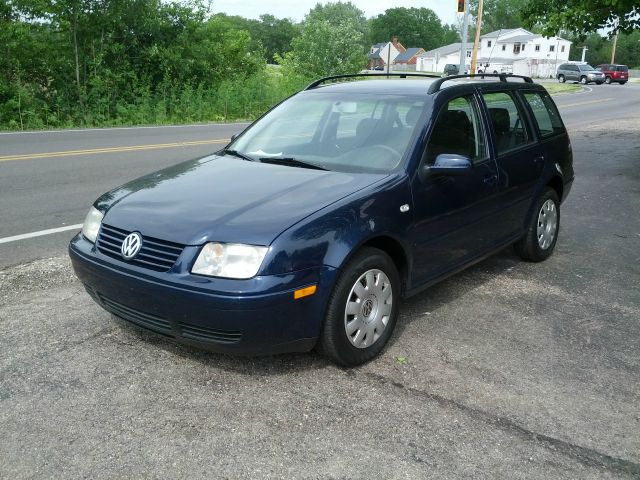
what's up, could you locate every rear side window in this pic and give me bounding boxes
[482,92,531,155]
[617,65,628,72]
[523,92,565,138]
[425,95,487,165]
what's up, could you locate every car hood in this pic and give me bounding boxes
[97,155,386,246]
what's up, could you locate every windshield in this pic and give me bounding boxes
[229,92,427,173]
[579,64,596,71]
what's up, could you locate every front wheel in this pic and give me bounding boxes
[605,76,612,84]
[580,76,587,84]
[515,188,560,262]
[317,247,400,366]
[558,75,565,83]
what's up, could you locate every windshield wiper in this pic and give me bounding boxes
[258,157,328,171]
[222,149,255,162]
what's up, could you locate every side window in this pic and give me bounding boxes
[523,92,564,137]
[482,91,531,155]
[425,95,487,165]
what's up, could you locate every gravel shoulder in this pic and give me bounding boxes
[1,120,639,479]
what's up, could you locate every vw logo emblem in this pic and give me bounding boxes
[121,232,142,260]
[361,298,374,317]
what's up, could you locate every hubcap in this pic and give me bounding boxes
[344,269,393,349]
[537,199,558,250]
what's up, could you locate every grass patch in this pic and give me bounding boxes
[543,83,583,95]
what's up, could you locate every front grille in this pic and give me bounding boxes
[99,294,173,334]
[178,321,242,344]
[94,293,243,345]
[96,224,184,272]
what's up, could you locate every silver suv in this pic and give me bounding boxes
[557,63,604,85]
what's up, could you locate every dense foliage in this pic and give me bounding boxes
[1,0,636,131]
[521,0,639,37]
[369,7,459,50]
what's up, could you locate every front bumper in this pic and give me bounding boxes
[69,234,337,355]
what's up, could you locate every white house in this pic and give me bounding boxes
[417,28,572,78]
[415,43,471,73]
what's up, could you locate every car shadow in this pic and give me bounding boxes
[387,246,521,348]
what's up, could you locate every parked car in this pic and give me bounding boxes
[373,65,384,71]
[443,64,459,76]
[70,73,574,366]
[556,63,605,84]
[595,64,629,84]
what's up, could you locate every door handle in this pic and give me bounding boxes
[483,174,497,186]
[534,155,545,164]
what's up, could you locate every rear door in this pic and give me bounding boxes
[479,88,544,238]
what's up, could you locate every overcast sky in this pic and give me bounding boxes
[210,0,461,26]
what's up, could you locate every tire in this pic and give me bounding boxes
[515,188,560,262]
[605,76,612,84]
[558,75,565,83]
[580,76,587,84]
[317,247,400,366]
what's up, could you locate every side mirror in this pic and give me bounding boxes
[420,154,472,181]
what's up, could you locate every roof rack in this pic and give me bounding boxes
[427,73,534,94]
[305,72,442,90]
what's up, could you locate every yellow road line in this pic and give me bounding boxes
[0,138,230,162]
[559,98,615,109]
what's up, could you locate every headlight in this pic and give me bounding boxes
[82,206,104,243]
[192,242,268,279]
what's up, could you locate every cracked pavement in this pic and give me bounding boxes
[1,120,639,478]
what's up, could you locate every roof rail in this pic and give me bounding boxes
[427,73,534,94]
[305,72,442,90]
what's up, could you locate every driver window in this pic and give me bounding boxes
[425,95,487,165]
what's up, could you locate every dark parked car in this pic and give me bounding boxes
[443,64,459,76]
[596,64,629,84]
[556,63,604,84]
[70,73,574,366]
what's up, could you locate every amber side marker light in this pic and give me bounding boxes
[294,285,317,300]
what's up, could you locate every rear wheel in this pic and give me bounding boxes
[515,188,560,262]
[317,247,400,366]
[605,76,612,84]
[580,76,587,84]
[558,75,565,83]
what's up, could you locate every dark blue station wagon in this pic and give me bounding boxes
[70,73,574,366]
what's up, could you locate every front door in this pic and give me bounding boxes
[408,93,500,286]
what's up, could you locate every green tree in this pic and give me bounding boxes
[278,2,367,78]
[467,0,527,33]
[369,7,457,51]
[521,0,639,37]
[255,14,300,63]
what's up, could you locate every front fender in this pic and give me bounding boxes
[261,175,413,276]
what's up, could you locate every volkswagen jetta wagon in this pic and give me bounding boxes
[70,73,574,366]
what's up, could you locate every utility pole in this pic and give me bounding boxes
[470,0,484,74]
[611,31,619,63]
[458,1,470,74]
[581,46,588,62]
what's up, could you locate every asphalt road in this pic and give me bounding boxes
[1,81,639,268]
[1,112,639,477]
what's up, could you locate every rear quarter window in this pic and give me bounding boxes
[523,92,564,138]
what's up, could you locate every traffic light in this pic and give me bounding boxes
[457,0,465,13]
